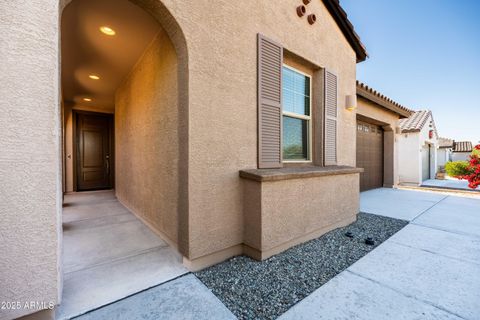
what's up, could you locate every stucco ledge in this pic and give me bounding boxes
[239,165,363,182]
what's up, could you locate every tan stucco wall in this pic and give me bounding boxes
[1,1,360,314]
[357,97,401,128]
[0,1,62,319]
[162,0,358,260]
[356,97,401,187]
[115,29,179,246]
[243,174,359,259]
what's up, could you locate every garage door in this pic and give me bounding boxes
[356,120,384,191]
[421,145,430,181]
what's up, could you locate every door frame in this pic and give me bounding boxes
[72,110,114,191]
[421,142,431,181]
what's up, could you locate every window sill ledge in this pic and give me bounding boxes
[239,165,364,182]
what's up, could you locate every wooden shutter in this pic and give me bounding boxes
[324,69,338,166]
[258,34,283,169]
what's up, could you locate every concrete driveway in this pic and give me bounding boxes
[281,188,480,320]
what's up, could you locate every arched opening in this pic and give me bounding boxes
[59,0,189,317]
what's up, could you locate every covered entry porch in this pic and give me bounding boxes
[58,191,187,319]
[57,0,190,317]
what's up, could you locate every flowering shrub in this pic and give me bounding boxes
[445,161,470,177]
[449,144,480,189]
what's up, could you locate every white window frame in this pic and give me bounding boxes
[282,64,313,163]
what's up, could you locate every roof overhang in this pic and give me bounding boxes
[322,0,368,63]
[453,141,473,153]
[401,128,421,133]
[400,111,438,138]
[356,83,412,118]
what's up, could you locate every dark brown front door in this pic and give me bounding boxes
[76,112,113,191]
[356,120,384,191]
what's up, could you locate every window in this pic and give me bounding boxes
[282,66,312,161]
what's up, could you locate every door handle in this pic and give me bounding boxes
[105,156,110,175]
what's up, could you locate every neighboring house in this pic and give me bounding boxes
[398,110,439,185]
[452,141,473,161]
[1,0,368,319]
[356,81,412,191]
[437,137,454,168]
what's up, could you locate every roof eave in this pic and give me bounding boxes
[356,87,412,118]
[401,129,421,134]
[322,0,368,63]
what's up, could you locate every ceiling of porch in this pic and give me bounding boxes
[61,0,161,112]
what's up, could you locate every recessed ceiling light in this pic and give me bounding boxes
[89,74,100,80]
[83,98,92,102]
[100,26,116,36]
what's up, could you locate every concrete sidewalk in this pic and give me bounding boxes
[76,275,236,320]
[421,178,479,192]
[281,188,480,320]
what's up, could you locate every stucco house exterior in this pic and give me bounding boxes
[436,137,454,179]
[355,81,411,191]
[452,141,473,161]
[1,0,369,319]
[398,110,439,185]
[437,137,454,167]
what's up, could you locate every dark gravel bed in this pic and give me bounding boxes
[195,213,408,320]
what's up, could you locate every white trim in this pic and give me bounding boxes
[281,64,312,162]
[283,64,311,78]
[283,111,310,120]
[283,159,312,163]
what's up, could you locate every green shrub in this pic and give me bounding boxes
[445,161,470,177]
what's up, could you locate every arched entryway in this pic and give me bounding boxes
[58,0,189,317]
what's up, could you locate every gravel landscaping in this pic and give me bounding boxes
[195,213,408,320]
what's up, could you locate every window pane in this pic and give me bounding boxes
[283,116,308,160]
[292,93,310,116]
[283,67,295,89]
[294,73,307,94]
[282,66,310,116]
[303,76,310,97]
[283,89,295,113]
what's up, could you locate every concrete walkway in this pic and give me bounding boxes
[76,275,236,320]
[422,178,479,191]
[57,191,188,320]
[281,188,480,320]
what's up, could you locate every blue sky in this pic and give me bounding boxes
[342,0,480,145]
